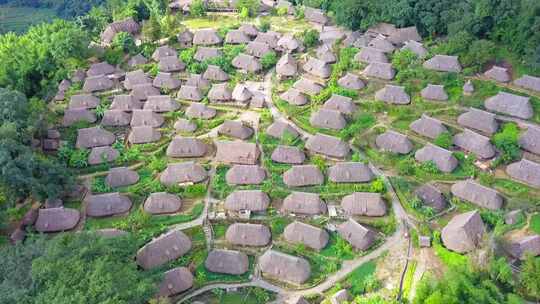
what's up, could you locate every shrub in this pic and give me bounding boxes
[302,29,319,48]
[236,0,260,17]
[261,51,278,69]
[492,123,521,166]
[191,0,206,17]
[397,157,416,176]
[259,19,271,32]
[112,32,137,55]
[434,132,453,149]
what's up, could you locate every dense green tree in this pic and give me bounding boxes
[519,254,540,300]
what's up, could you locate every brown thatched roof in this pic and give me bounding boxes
[423,55,462,72]
[186,73,210,90]
[205,249,249,275]
[507,235,540,260]
[100,18,140,44]
[110,95,142,112]
[267,120,300,139]
[341,192,387,216]
[124,69,152,90]
[375,130,413,154]
[457,108,498,135]
[388,26,421,45]
[293,78,323,95]
[329,162,374,183]
[76,127,115,149]
[337,219,376,250]
[277,34,302,53]
[254,32,280,49]
[259,250,311,284]
[144,192,182,214]
[519,126,540,155]
[284,221,329,250]
[338,73,365,90]
[194,47,222,62]
[276,53,298,77]
[69,94,100,109]
[105,167,139,188]
[304,7,328,24]
[130,109,165,127]
[484,66,511,83]
[137,229,192,269]
[514,75,540,92]
[178,85,203,101]
[280,88,308,106]
[131,83,160,101]
[375,85,410,104]
[203,65,229,81]
[401,40,428,58]
[283,165,324,187]
[87,192,132,217]
[208,83,233,102]
[174,118,197,133]
[316,44,337,63]
[225,223,271,246]
[177,29,194,47]
[441,210,484,253]
[185,102,216,119]
[506,159,540,188]
[409,114,447,139]
[414,184,447,212]
[309,109,346,130]
[421,84,448,101]
[282,192,327,215]
[451,180,503,210]
[218,120,254,139]
[415,144,458,173]
[127,54,148,67]
[160,162,207,186]
[232,53,262,73]
[225,29,251,44]
[128,126,162,144]
[157,267,193,297]
[101,110,131,127]
[303,57,331,78]
[323,94,357,115]
[225,190,270,211]
[484,92,533,119]
[367,35,395,53]
[34,207,80,232]
[166,136,207,158]
[87,62,116,77]
[453,129,496,159]
[246,41,272,58]
[153,72,181,90]
[239,23,259,37]
[232,84,252,103]
[83,75,114,92]
[355,47,388,63]
[225,164,266,185]
[62,108,97,126]
[306,133,350,158]
[193,28,223,45]
[215,140,260,165]
[271,145,306,164]
[159,55,186,72]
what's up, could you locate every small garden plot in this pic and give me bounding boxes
[189,286,276,304]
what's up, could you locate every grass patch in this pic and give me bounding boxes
[530,213,540,235]
[342,259,377,296]
[432,231,468,268]
[0,5,56,34]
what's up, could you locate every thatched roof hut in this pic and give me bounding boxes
[316,44,337,63]
[375,130,413,154]
[328,162,374,183]
[415,144,458,173]
[83,75,114,92]
[215,140,260,164]
[507,235,540,260]
[388,26,421,45]
[157,267,193,298]
[205,249,249,275]
[128,126,162,144]
[506,159,540,188]
[76,127,115,149]
[203,65,229,81]
[159,56,186,72]
[282,192,327,215]
[341,192,387,216]
[87,62,116,77]
[194,47,222,62]
[208,83,233,102]
[246,41,272,58]
[484,66,511,83]
[519,126,540,155]
[410,114,447,139]
[232,53,262,73]
[453,129,496,159]
[110,95,142,112]
[304,7,328,24]
[277,34,302,53]
[441,210,484,253]
[239,23,259,37]
[225,164,266,185]
[254,32,280,49]
[124,69,151,90]
[457,108,498,135]
[309,109,346,130]
[303,57,331,78]
[401,40,427,58]
[186,73,210,89]
[375,85,410,104]
[160,161,208,186]
[143,95,180,113]
[423,55,462,73]
[225,190,270,212]
[34,208,80,232]
[131,83,160,101]
[225,223,271,246]
[101,110,132,126]
[276,53,298,77]
[174,118,197,133]
[177,29,194,47]
[69,94,100,109]
[337,219,376,250]
[232,84,253,103]
[421,84,448,101]
[306,133,350,158]
[193,28,222,45]
[271,145,306,164]
[153,72,181,89]
[267,120,300,139]
[62,109,97,126]
[338,73,365,90]
[259,250,311,284]
[185,102,216,119]
[284,221,329,251]
[137,229,192,269]
[451,180,503,210]
[178,85,203,101]
[293,78,323,95]
[225,29,251,44]
[484,92,533,119]
[280,88,308,106]
[514,75,540,92]
[414,184,447,212]
[144,192,182,214]
[105,167,139,188]
[152,45,177,61]
[323,94,358,115]
[283,165,324,187]
[166,136,207,158]
[87,192,132,217]
[218,120,254,139]
[130,109,164,127]
[355,47,388,63]
[128,54,148,67]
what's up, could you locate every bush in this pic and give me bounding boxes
[492,123,521,166]
[302,29,319,48]
[260,51,278,69]
[397,157,416,176]
[112,32,137,55]
[236,0,260,17]
[259,19,271,32]
[191,0,206,17]
[434,132,453,149]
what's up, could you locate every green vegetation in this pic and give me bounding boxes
[432,231,468,268]
[0,5,56,33]
[492,123,521,166]
[342,259,378,296]
[530,213,540,235]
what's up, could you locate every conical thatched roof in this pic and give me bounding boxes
[101,110,132,126]
[160,162,208,186]
[306,133,350,158]
[143,95,180,113]
[355,47,388,63]
[484,92,533,119]
[283,165,324,187]
[453,129,496,159]
[451,180,504,210]
[203,65,229,81]
[267,120,300,139]
[130,109,164,127]
[421,84,448,101]
[159,55,186,72]
[328,162,374,183]
[239,23,259,37]
[152,45,177,61]
[284,221,329,251]
[218,120,254,139]
[323,94,358,115]
[193,28,222,45]
[341,192,387,216]
[423,55,462,73]
[441,210,484,253]
[375,85,410,104]
[415,144,458,173]
[303,57,331,78]
[185,102,216,119]
[225,164,266,185]
[136,229,192,269]
[337,219,376,250]
[276,53,298,77]
[208,83,233,102]
[87,62,116,76]
[185,73,210,89]
[177,85,203,101]
[124,69,152,90]
[410,114,447,139]
[506,159,540,188]
[259,250,311,284]
[401,40,427,58]
[110,95,142,112]
[254,32,280,49]
[88,146,120,165]
[232,53,262,72]
[128,126,162,144]
[153,72,181,89]
[131,83,160,101]
[205,249,249,275]
[225,29,251,44]
[232,84,253,103]
[246,41,272,58]
[337,73,365,90]
[144,192,182,214]
[282,192,327,215]
[225,223,271,246]
[293,78,323,95]
[224,190,270,211]
[166,136,207,158]
[375,130,413,154]
[367,35,395,53]
[280,88,308,106]
[87,192,132,217]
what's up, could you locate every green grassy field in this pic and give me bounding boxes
[0,5,57,34]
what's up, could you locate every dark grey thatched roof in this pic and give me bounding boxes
[101,110,131,127]
[507,235,540,260]
[316,44,337,64]
[159,55,186,72]
[283,165,324,187]
[506,159,540,188]
[178,85,203,101]
[232,53,262,73]
[463,80,474,94]
[457,108,498,135]
[100,18,140,44]
[414,184,447,212]
[309,109,346,130]
[232,84,252,103]
[277,34,302,53]
[514,75,540,92]
[304,6,328,24]
[62,108,97,126]
[83,75,114,92]
[87,192,132,217]
[194,47,222,62]
[282,192,327,215]
[88,146,119,165]
[246,41,272,58]
[152,45,178,61]
[303,57,331,78]
[239,23,259,37]
[71,69,86,83]
[144,192,182,214]
[485,66,511,83]
[267,120,300,139]
[203,65,229,81]
[225,190,270,211]
[306,133,350,158]
[131,83,160,101]
[105,167,139,188]
[185,102,216,119]
[225,29,251,44]
[331,290,350,304]
[341,192,387,216]
[388,26,421,45]
[160,162,207,186]
[87,62,116,77]
[484,92,533,119]
[293,78,323,95]
[355,47,388,64]
[415,144,458,173]
[421,84,448,101]
[130,109,165,127]
[254,32,280,49]
[338,73,365,90]
[284,221,329,251]
[124,69,151,90]
[128,126,162,144]
[337,219,376,250]
[259,250,311,284]
[451,180,503,210]
[144,95,179,113]
[128,54,148,68]
[157,267,193,298]
[166,136,207,158]
[193,28,223,45]
[218,120,254,139]
[215,140,260,165]
[225,164,266,185]
[208,83,233,102]
[401,40,428,58]
[174,118,197,133]
[137,229,192,270]
[423,55,462,73]
[205,249,249,275]
[153,72,181,89]
[375,130,413,154]
[276,53,298,77]
[453,129,496,159]
[110,95,142,112]
[329,162,374,183]
[441,210,484,253]
[367,35,395,53]
[519,126,540,155]
[34,207,80,232]
[409,114,447,139]
[271,145,305,164]
[323,94,357,115]
[177,29,194,47]
[280,88,308,106]
[186,73,210,90]
[375,85,410,104]
[69,94,100,109]
[319,26,346,45]
[225,223,271,246]
[76,127,115,149]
